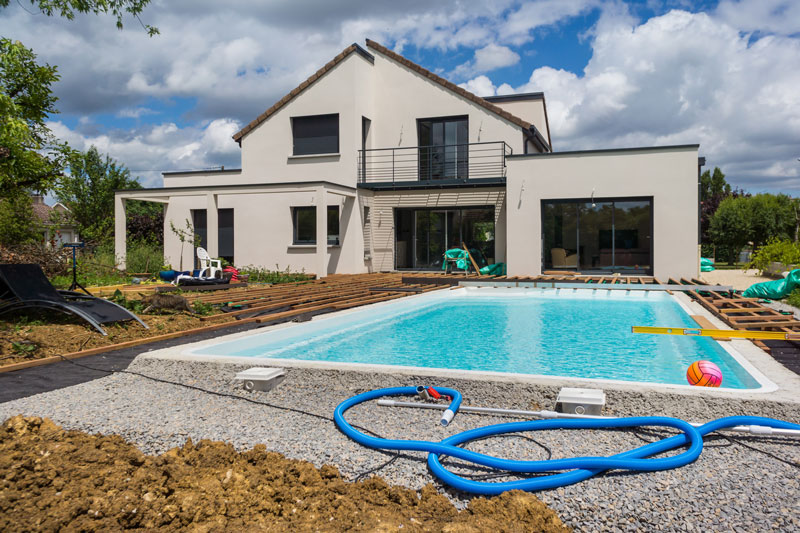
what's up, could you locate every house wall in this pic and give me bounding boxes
[368,188,506,271]
[161,187,365,276]
[505,146,699,280]
[368,52,526,157]
[487,98,549,146]
[237,53,373,188]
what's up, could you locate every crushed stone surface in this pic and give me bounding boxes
[1,358,799,532]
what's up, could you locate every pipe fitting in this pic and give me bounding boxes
[440,409,455,427]
[416,385,431,401]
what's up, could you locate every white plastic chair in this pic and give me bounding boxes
[196,247,222,279]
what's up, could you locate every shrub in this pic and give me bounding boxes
[125,241,164,274]
[747,239,800,273]
[237,265,314,284]
[787,289,800,309]
[0,242,71,277]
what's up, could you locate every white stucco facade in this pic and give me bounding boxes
[114,40,701,279]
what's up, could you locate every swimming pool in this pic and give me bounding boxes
[191,288,766,390]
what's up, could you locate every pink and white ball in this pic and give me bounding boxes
[686,360,723,387]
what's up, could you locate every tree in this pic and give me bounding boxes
[0,193,42,246]
[709,196,750,263]
[698,167,749,244]
[54,147,141,245]
[0,39,70,199]
[126,200,164,245]
[747,193,796,249]
[709,193,797,263]
[0,0,158,35]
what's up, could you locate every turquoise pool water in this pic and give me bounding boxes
[193,289,762,389]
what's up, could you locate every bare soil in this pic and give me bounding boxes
[0,312,234,367]
[0,416,569,532]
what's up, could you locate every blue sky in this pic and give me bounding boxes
[2,0,799,192]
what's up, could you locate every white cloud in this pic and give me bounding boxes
[474,44,520,72]
[3,1,799,194]
[48,118,242,188]
[503,8,800,192]
[452,44,520,80]
[458,75,498,97]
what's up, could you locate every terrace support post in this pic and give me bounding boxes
[206,193,219,259]
[114,194,127,270]
[316,187,328,278]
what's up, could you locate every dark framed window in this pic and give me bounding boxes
[292,206,340,245]
[291,114,339,155]
[541,197,653,274]
[218,208,234,264]
[417,116,468,180]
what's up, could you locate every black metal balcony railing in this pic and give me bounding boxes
[358,141,511,185]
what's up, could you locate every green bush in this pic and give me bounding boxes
[125,240,164,274]
[747,239,800,273]
[787,289,800,309]
[237,265,314,284]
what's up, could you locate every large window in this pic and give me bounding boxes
[292,206,340,245]
[291,114,339,155]
[542,198,652,274]
[394,207,494,269]
[417,116,468,180]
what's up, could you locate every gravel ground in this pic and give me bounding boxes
[2,357,799,532]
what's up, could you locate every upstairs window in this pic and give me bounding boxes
[292,114,339,155]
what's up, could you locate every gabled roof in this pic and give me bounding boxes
[364,40,534,132]
[232,39,544,148]
[232,44,374,143]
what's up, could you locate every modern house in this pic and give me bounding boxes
[115,40,701,279]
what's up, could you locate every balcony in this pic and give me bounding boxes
[357,141,511,189]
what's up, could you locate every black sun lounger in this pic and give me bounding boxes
[0,263,148,336]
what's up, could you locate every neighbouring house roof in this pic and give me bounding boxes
[30,196,75,227]
[232,39,549,151]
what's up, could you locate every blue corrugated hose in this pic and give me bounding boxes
[334,386,800,495]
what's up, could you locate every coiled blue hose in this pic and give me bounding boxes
[334,386,800,495]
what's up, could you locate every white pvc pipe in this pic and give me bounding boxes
[376,399,800,437]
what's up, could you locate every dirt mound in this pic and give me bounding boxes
[0,416,570,532]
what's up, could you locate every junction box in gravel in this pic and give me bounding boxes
[555,387,606,415]
[234,368,286,392]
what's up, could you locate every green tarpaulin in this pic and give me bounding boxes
[742,269,800,299]
[479,262,506,275]
[700,257,715,272]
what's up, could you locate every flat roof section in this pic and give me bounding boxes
[507,144,700,159]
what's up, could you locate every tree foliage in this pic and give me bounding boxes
[709,193,797,263]
[54,147,141,245]
[0,0,158,35]
[126,200,163,245]
[699,167,747,243]
[0,38,70,199]
[0,193,42,246]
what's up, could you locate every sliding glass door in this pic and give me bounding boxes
[542,198,652,274]
[395,207,495,269]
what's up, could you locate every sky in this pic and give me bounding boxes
[2,0,799,194]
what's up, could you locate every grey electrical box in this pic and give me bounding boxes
[234,367,286,392]
[555,387,606,415]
